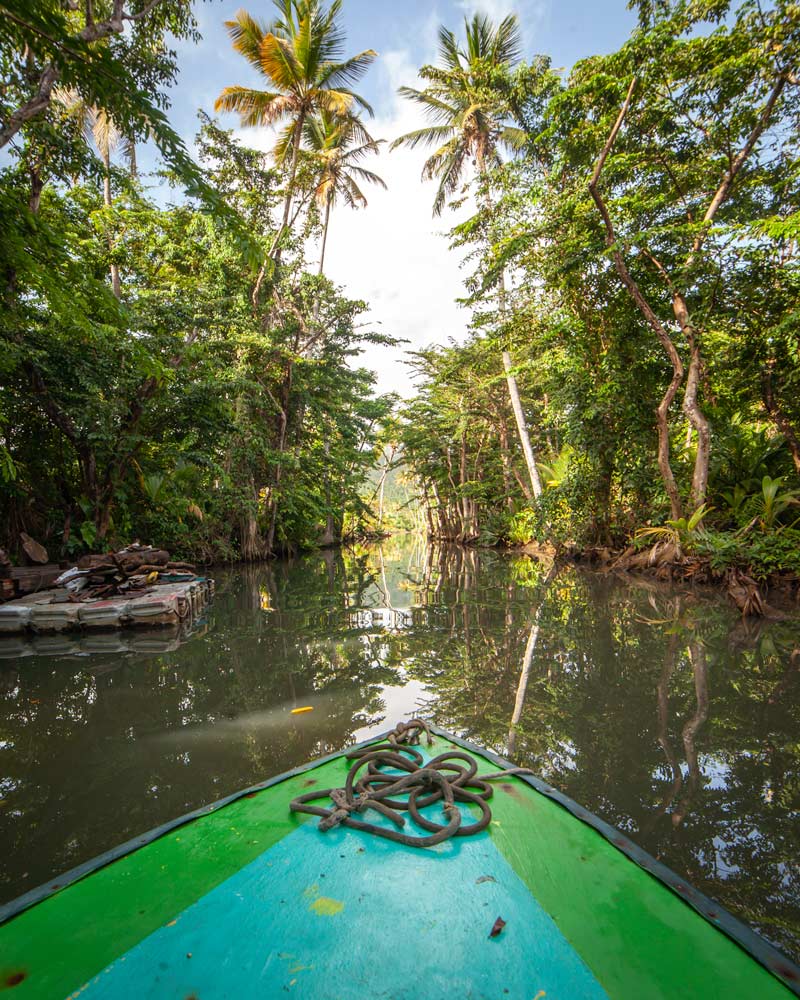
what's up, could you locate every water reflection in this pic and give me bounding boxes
[0,537,798,961]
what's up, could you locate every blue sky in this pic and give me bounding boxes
[162,0,638,394]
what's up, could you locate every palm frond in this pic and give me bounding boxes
[320,51,377,93]
[214,86,293,128]
[437,25,462,70]
[273,121,297,164]
[390,124,455,152]
[499,125,527,151]
[91,107,121,159]
[259,33,303,89]
[53,86,94,145]
[347,165,386,189]
[431,144,468,216]
[395,86,458,126]
[341,174,368,208]
[421,135,462,181]
[223,10,267,71]
[492,14,522,64]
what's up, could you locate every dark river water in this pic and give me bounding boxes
[1,537,798,962]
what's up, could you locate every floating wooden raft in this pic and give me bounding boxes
[0,579,214,635]
[0,723,797,999]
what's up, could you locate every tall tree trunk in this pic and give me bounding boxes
[497,269,542,500]
[503,350,543,498]
[477,153,542,502]
[253,117,306,306]
[673,294,711,508]
[272,118,305,258]
[128,137,138,179]
[102,147,121,299]
[318,196,332,276]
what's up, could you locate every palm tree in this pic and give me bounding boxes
[55,88,137,298]
[391,15,524,216]
[215,0,376,257]
[391,14,542,497]
[286,111,385,275]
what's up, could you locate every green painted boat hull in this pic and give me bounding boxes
[1,727,797,998]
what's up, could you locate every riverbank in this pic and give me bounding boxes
[515,538,800,618]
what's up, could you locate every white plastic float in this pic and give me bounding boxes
[0,606,31,634]
[30,603,82,633]
[78,600,131,629]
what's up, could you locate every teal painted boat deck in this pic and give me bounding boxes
[79,819,607,999]
[2,730,797,999]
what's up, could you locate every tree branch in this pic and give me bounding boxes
[123,0,165,23]
[588,76,684,519]
[692,72,787,255]
[0,0,166,149]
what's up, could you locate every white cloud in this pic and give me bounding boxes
[320,43,474,398]
[454,0,549,47]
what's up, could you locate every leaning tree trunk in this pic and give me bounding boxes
[502,350,543,498]
[477,152,543,502]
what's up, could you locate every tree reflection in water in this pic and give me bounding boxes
[0,537,798,961]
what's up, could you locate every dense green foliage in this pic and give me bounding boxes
[397,1,800,568]
[0,0,391,562]
[2,0,799,570]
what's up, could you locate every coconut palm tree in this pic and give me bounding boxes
[391,14,524,216]
[392,14,542,498]
[215,0,376,257]
[283,111,385,275]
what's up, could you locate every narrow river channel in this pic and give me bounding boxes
[1,536,798,962]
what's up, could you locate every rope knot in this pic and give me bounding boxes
[289,720,526,849]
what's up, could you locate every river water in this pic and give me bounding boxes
[1,536,798,961]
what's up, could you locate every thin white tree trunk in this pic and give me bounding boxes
[102,147,121,300]
[503,350,542,498]
[488,178,541,502]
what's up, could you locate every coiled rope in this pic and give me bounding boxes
[289,719,533,848]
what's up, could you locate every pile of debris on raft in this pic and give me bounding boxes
[0,543,214,635]
[57,544,200,600]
